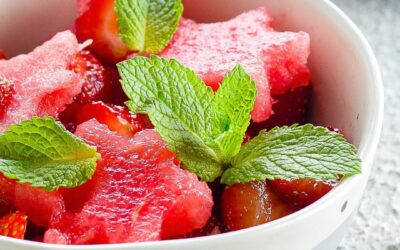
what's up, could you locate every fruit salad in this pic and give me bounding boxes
[0,0,361,245]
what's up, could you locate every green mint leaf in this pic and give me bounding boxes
[0,117,100,191]
[115,0,183,53]
[213,65,257,161]
[221,124,362,185]
[118,56,223,181]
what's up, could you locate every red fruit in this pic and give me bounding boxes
[0,31,84,133]
[0,211,28,239]
[44,120,213,244]
[159,7,310,122]
[60,101,146,136]
[69,50,113,104]
[75,0,130,63]
[221,181,295,231]
[13,184,64,227]
[0,76,15,120]
[0,174,15,216]
[104,65,129,105]
[0,174,64,228]
[268,178,339,209]
[0,49,6,59]
[248,86,311,136]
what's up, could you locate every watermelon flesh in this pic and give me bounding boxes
[159,7,310,122]
[0,31,84,132]
[44,120,213,244]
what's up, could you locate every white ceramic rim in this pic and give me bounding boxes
[0,0,384,249]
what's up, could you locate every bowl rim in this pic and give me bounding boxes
[0,0,384,249]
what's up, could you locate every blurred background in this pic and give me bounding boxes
[331,0,400,249]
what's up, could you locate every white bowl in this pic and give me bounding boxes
[0,0,383,249]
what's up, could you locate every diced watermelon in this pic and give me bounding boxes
[159,7,310,122]
[0,174,64,227]
[0,31,84,133]
[44,120,213,244]
[0,174,15,211]
[14,184,64,227]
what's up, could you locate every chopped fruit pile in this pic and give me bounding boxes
[0,0,362,246]
[44,120,212,244]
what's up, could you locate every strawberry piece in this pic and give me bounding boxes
[0,49,6,59]
[75,102,147,137]
[248,86,311,136]
[104,65,129,105]
[0,211,28,239]
[221,181,295,231]
[0,76,15,120]
[268,179,339,209]
[69,50,113,104]
[75,0,130,63]
[60,101,146,136]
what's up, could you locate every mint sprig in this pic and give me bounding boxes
[118,56,362,184]
[0,117,100,191]
[221,125,361,185]
[115,0,183,54]
[118,56,256,181]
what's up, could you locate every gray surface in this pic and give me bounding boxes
[330,0,400,249]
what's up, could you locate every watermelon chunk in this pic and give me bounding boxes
[0,173,64,227]
[159,7,310,122]
[0,31,84,133]
[44,120,213,244]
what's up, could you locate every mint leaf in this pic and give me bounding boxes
[118,56,223,181]
[0,117,100,191]
[221,124,362,185]
[115,0,183,53]
[213,65,257,161]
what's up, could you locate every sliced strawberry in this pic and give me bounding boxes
[75,0,130,64]
[268,178,339,209]
[221,181,295,231]
[69,50,113,104]
[75,102,146,137]
[0,76,15,120]
[0,211,28,239]
[248,86,311,136]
